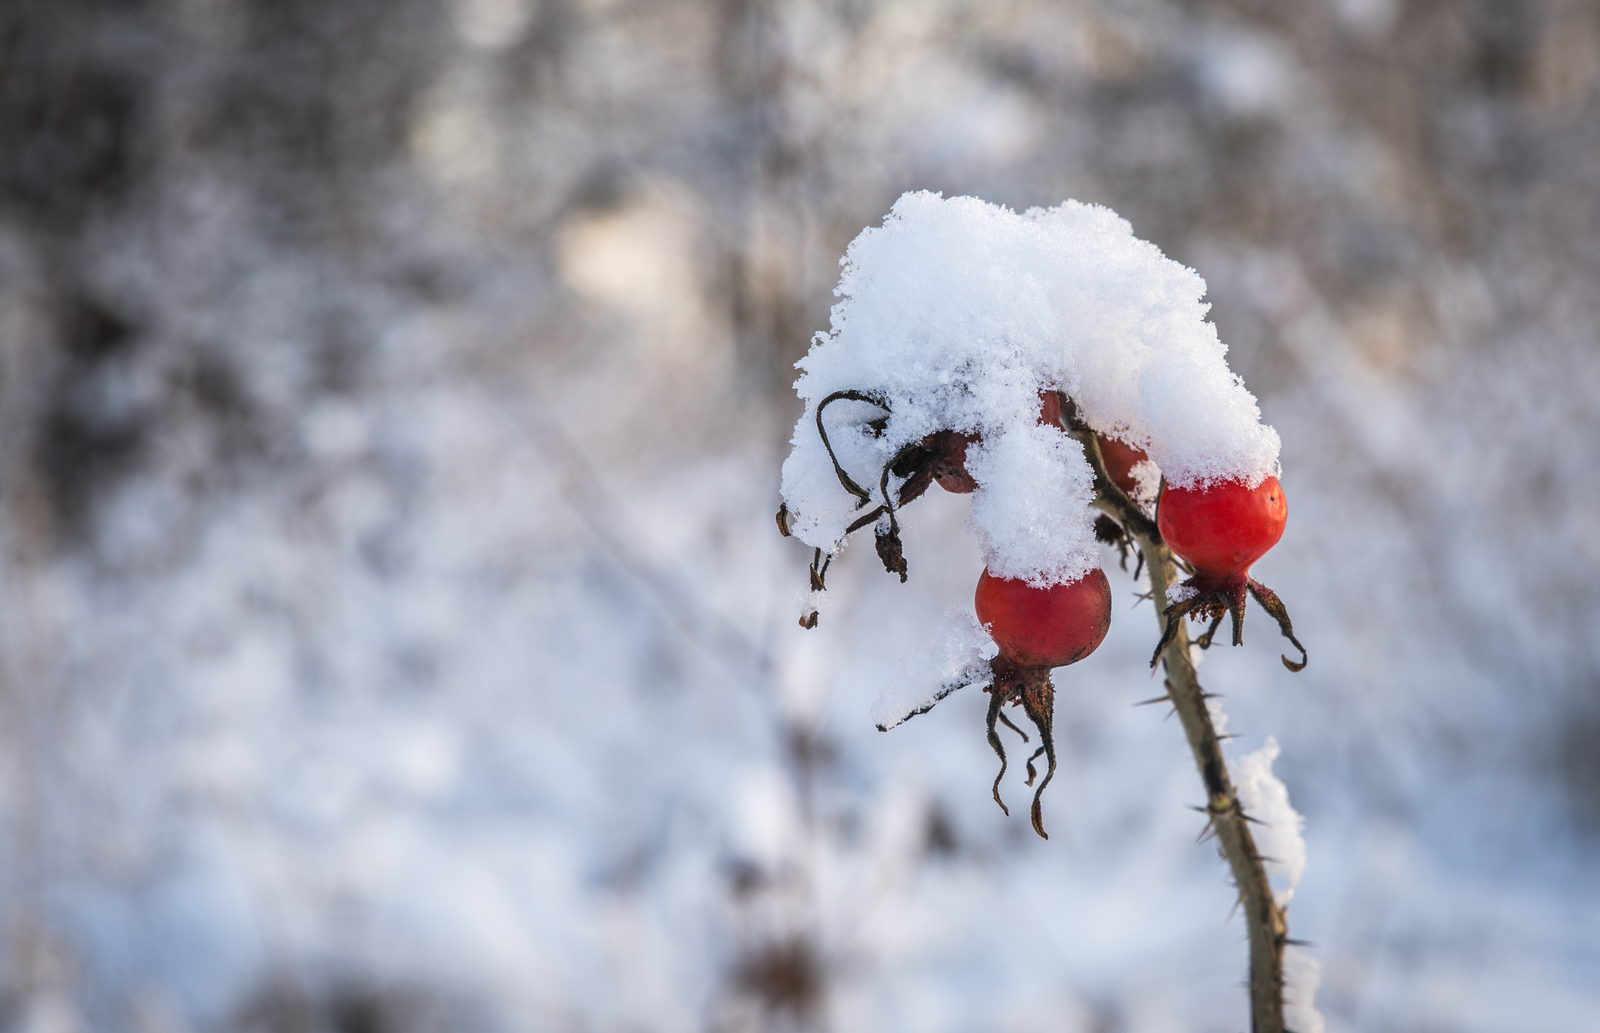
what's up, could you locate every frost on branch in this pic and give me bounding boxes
[1233,736,1307,907]
[1233,737,1324,1033]
[872,610,997,731]
[1284,946,1326,1033]
[779,190,1281,591]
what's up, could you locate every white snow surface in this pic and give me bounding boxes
[871,609,997,731]
[780,191,1280,584]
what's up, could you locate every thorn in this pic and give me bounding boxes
[1285,938,1317,948]
[1133,694,1172,707]
[1242,813,1269,828]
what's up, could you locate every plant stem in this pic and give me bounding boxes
[1136,530,1287,1033]
[1065,409,1288,1033]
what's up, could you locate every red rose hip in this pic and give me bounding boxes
[1148,475,1304,672]
[1157,475,1286,577]
[1097,436,1151,499]
[975,567,1111,668]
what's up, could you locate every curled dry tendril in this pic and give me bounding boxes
[984,656,1060,839]
[782,390,980,625]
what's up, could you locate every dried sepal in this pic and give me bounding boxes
[784,388,1004,610]
[874,675,979,732]
[983,655,1061,839]
[814,389,887,502]
[1247,578,1308,672]
[874,523,907,582]
[1149,571,1306,672]
[984,673,1014,818]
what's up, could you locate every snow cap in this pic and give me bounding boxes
[781,191,1280,585]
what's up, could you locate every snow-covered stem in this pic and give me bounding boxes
[1070,414,1288,1033]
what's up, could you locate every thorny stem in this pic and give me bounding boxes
[1059,393,1289,1033]
[1143,543,1287,1033]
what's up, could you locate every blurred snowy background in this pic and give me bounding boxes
[3,1,1600,1030]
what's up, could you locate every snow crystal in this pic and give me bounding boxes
[780,191,1279,585]
[872,609,998,731]
[1233,737,1307,906]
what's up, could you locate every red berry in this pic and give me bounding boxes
[934,390,1062,495]
[1037,389,1061,429]
[1095,436,1148,498]
[1157,476,1286,577]
[975,568,1111,668]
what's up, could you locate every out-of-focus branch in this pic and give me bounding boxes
[1060,396,1288,1033]
[510,386,777,691]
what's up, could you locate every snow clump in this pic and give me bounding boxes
[1233,736,1308,906]
[872,609,999,731]
[780,191,1280,586]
